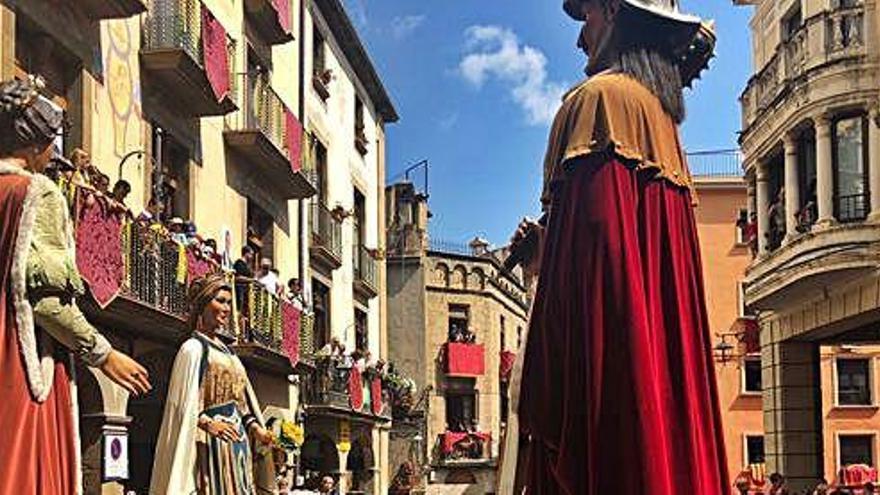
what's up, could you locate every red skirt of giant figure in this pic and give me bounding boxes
[0,174,77,495]
[518,159,729,494]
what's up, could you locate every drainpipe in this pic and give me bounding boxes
[297,0,307,285]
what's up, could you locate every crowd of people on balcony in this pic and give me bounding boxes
[735,472,878,495]
[448,322,476,344]
[738,180,821,257]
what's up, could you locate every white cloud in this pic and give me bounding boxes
[391,14,426,40]
[459,25,566,126]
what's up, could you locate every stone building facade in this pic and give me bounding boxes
[734,0,880,489]
[0,0,395,493]
[385,182,530,494]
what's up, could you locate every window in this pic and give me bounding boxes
[500,316,506,352]
[312,25,325,76]
[155,131,192,222]
[354,96,367,154]
[743,357,762,394]
[781,6,802,41]
[735,208,748,245]
[314,138,328,203]
[840,435,874,467]
[448,304,471,342]
[247,198,274,263]
[834,115,869,222]
[445,378,477,432]
[745,435,765,465]
[837,358,872,406]
[354,308,367,352]
[312,280,331,351]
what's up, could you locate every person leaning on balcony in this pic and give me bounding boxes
[150,273,276,494]
[0,75,152,495]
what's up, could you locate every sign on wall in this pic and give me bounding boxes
[103,429,129,481]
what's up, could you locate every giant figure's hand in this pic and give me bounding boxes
[510,218,544,278]
[99,350,152,396]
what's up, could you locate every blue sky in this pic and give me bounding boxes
[343,0,754,246]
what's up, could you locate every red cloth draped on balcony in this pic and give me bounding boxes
[349,366,364,410]
[445,342,485,376]
[286,109,303,172]
[839,464,878,487]
[280,300,299,366]
[201,3,230,102]
[371,377,383,415]
[441,431,491,455]
[75,193,124,308]
[273,0,292,33]
[0,173,78,494]
[517,161,729,494]
[185,248,214,285]
[500,350,516,382]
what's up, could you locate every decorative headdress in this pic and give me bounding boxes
[563,0,716,86]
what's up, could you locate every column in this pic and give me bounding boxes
[762,336,823,492]
[868,106,880,221]
[815,114,835,227]
[756,162,770,255]
[784,133,801,241]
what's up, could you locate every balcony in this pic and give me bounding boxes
[740,4,867,133]
[141,0,237,117]
[224,73,317,199]
[444,343,485,377]
[80,0,146,19]
[310,202,343,272]
[72,196,235,341]
[233,280,299,373]
[436,431,492,465]
[745,220,880,311]
[243,0,293,45]
[303,357,391,423]
[353,245,378,300]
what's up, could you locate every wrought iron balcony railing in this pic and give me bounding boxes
[239,280,284,353]
[353,244,378,295]
[228,72,288,159]
[836,192,870,223]
[310,202,343,265]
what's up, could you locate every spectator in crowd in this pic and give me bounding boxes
[746,211,758,256]
[258,258,279,295]
[234,245,256,278]
[137,196,163,224]
[111,179,131,206]
[168,217,187,244]
[812,478,829,495]
[865,482,876,494]
[94,172,110,194]
[317,475,337,494]
[769,472,790,495]
[70,148,96,187]
[766,187,786,250]
[287,278,309,312]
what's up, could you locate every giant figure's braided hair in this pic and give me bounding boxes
[0,76,63,155]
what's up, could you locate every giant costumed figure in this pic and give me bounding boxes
[501,1,727,493]
[0,76,151,495]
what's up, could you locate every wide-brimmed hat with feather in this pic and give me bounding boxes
[563,0,716,86]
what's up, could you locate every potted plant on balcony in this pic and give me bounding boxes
[312,68,333,100]
[354,124,369,155]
